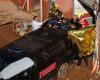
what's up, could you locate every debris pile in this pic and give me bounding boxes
[0,1,32,26]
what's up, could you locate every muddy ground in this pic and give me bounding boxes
[57,56,100,80]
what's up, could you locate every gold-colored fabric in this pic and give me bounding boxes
[68,26,95,57]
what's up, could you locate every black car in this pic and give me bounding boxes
[0,27,71,80]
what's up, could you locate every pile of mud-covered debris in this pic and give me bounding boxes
[0,0,32,26]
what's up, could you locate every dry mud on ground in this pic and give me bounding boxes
[57,56,100,80]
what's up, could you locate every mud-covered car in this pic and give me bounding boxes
[0,27,70,80]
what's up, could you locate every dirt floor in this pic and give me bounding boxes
[57,56,100,80]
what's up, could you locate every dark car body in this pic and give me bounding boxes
[0,27,70,80]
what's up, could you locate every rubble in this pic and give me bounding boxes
[0,0,32,26]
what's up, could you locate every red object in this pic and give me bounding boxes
[80,18,89,28]
[29,0,33,11]
[18,0,25,7]
[39,62,56,79]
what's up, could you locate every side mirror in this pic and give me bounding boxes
[0,57,34,79]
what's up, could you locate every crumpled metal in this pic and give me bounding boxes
[68,26,95,57]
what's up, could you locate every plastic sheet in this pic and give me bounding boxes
[68,26,95,57]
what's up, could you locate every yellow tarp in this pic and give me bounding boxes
[68,26,95,57]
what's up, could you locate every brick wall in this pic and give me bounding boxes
[42,0,49,21]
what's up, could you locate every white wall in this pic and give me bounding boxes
[74,0,88,17]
